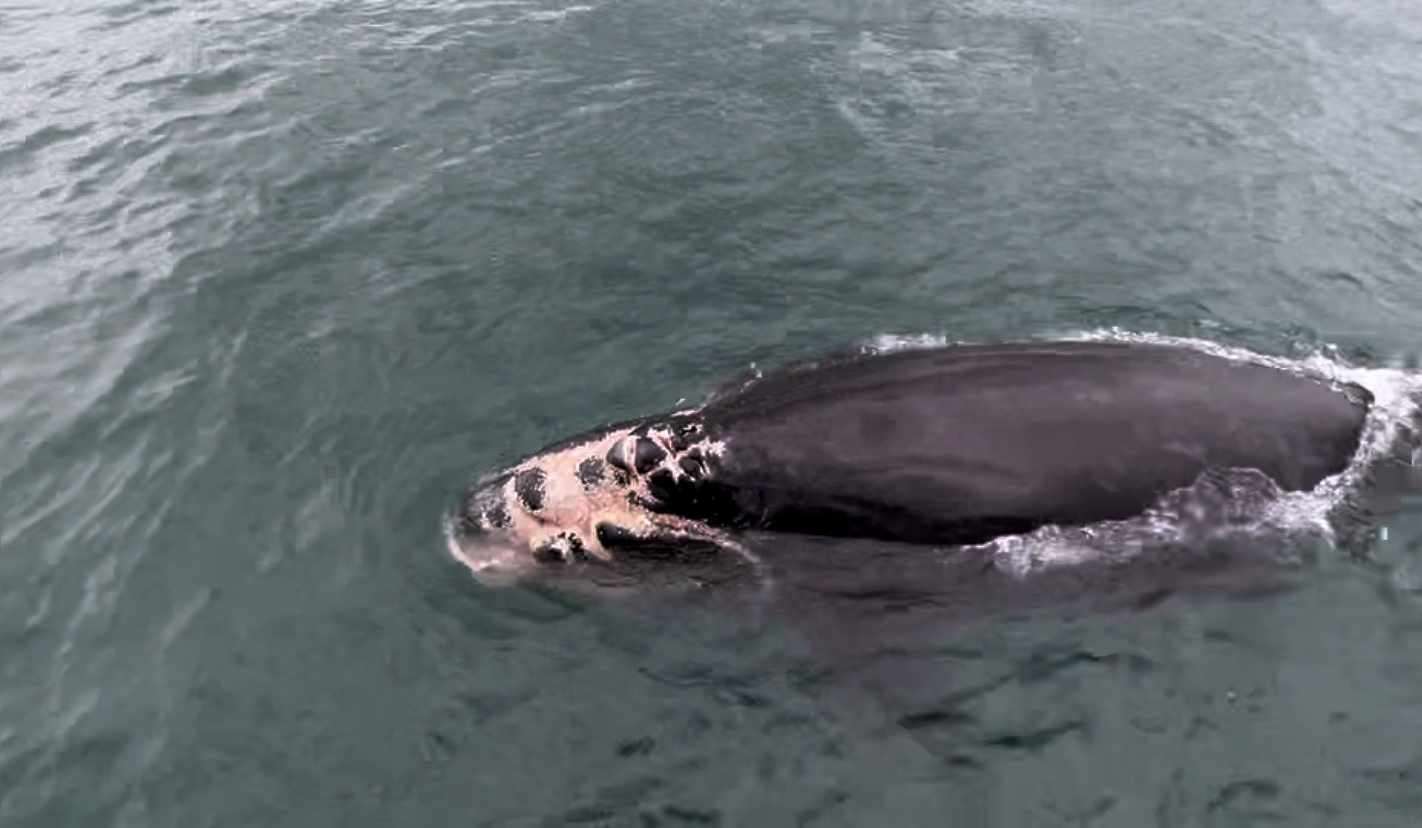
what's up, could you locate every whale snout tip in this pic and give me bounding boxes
[443,478,540,586]
[444,512,538,586]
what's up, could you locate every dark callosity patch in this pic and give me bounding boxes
[483,498,512,529]
[605,442,632,474]
[462,474,512,530]
[647,469,677,503]
[678,456,704,478]
[577,456,605,489]
[634,438,666,474]
[514,468,547,511]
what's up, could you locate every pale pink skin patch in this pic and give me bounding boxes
[446,418,750,586]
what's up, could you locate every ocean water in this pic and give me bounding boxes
[4,0,1422,825]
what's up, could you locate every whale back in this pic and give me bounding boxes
[695,341,1372,546]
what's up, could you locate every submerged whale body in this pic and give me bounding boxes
[447,339,1374,592]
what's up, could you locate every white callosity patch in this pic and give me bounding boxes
[869,328,1422,577]
[445,417,734,584]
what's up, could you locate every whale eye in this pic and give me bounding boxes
[514,468,547,512]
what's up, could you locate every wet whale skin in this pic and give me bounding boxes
[690,341,1372,547]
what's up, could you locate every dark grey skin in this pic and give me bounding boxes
[691,340,1371,543]
[447,340,1374,597]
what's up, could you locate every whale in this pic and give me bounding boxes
[441,336,1414,755]
[445,338,1377,599]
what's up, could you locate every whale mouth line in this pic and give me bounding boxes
[592,523,739,563]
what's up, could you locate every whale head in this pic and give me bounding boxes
[445,418,759,592]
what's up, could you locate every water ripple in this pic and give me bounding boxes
[4,0,1422,825]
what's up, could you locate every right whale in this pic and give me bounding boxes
[448,337,1417,732]
[447,338,1388,601]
